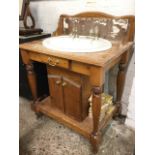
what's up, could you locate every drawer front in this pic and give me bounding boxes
[29,52,69,69]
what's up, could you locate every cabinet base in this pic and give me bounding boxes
[32,96,117,153]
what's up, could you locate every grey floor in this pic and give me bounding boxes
[19,97,135,155]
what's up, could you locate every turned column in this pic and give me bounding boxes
[90,86,102,153]
[116,63,127,113]
[20,50,38,105]
[116,51,129,115]
[89,66,104,153]
[25,63,37,102]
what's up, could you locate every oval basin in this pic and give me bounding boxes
[42,35,112,53]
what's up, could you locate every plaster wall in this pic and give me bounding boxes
[30,0,134,33]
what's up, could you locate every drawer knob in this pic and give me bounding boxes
[62,82,67,87]
[56,80,61,85]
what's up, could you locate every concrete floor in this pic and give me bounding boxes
[19,97,135,155]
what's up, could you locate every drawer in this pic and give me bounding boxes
[29,52,69,69]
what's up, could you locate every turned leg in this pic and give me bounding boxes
[25,63,38,106]
[90,86,102,153]
[20,50,39,115]
[116,63,127,114]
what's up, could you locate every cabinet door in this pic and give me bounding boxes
[63,77,82,121]
[48,74,64,112]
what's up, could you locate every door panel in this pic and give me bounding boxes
[48,74,64,112]
[47,66,90,121]
[63,77,82,121]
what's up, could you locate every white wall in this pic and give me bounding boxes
[122,53,135,115]
[30,0,134,33]
[29,0,135,128]
[125,78,135,129]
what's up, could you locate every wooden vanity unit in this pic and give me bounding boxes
[19,12,135,153]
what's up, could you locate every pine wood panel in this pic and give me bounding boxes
[47,74,64,112]
[35,97,93,139]
[63,77,82,121]
[20,41,133,68]
[47,66,91,121]
[20,12,135,153]
[29,52,69,69]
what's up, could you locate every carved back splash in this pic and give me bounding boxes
[54,12,135,42]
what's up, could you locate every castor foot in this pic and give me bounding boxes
[113,101,122,117]
[35,112,43,119]
[90,132,101,154]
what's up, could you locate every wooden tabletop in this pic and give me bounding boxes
[19,38,133,67]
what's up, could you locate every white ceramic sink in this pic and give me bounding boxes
[42,35,112,53]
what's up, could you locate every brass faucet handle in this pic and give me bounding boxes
[94,26,99,34]
[94,26,99,39]
[89,28,95,39]
[72,27,78,38]
[89,28,94,35]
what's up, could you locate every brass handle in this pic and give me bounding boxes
[48,57,60,66]
[62,82,67,87]
[56,80,61,85]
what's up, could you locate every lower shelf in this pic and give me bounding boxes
[33,96,117,140]
[34,96,93,139]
